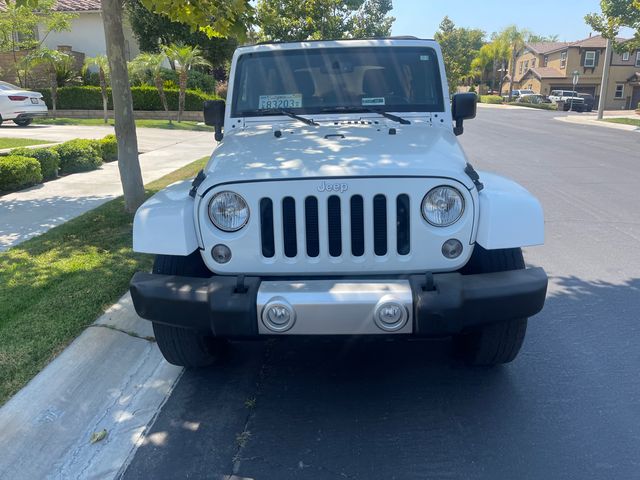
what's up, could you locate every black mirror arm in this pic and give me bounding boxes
[453,118,464,136]
[214,126,223,142]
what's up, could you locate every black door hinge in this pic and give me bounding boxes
[189,169,206,198]
[464,163,484,191]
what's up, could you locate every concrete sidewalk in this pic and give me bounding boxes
[0,293,183,480]
[0,126,215,250]
[554,113,640,131]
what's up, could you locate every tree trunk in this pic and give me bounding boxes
[491,59,497,93]
[99,68,108,124]
[155,76,172,124]
[178,71,187,123]
[101,0,145,213]
[508,48,516,101]
[51,72,57,118]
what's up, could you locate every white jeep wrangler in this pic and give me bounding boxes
[130,38,547,367]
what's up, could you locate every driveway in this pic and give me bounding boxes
[121,108,640,479]
[0,125,215,250]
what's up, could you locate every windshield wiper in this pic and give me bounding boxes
[319,106,411,125]
[258,108,319,126]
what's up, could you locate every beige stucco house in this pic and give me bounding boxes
[0,0,140,83]
[503,35,640,110]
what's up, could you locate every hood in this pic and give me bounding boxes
[205,119,473,189]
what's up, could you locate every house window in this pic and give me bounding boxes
[584,51,596,67]
[543,55,549,66]
[519,62,523,74]
[532,58,536,68]
[622,52,630,61]
[560,51,567,69]
[528,83,532,90]
[524,60,529,70]
[636,51,640,67]
[614,84,624,99]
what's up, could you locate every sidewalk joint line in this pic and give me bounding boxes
[88,324,156,343]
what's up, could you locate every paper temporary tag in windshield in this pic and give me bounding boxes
[362,97,385,106]
[259,94,302,109]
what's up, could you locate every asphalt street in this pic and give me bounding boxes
[122,107,640,480]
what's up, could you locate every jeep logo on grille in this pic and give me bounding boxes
[317,181,348,193]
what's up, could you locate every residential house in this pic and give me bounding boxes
[503,35,640,110]
[0,0,140,84]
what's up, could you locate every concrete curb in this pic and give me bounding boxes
[554,116,640,131]
[0,293,183,480]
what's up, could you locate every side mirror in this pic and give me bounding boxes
[451,93,477,136]
[204,100,225,141]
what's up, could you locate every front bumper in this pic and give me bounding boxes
[130,268,548,337]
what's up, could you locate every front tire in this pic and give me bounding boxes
[455,246,528,366]
[13,118,32,127]
[151,252,225,367]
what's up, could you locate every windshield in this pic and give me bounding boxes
[0,81,20,91]
[232,46,444,117]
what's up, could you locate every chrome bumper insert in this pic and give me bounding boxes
[256,280,413,335]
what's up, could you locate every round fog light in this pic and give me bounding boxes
[374,301,408,332]
[211,244,232,264]
[442,239,463,259]
[262,298,296,332]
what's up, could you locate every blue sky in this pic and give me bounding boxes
[390,0,611,41]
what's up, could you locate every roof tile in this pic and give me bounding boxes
[0,0,101,12]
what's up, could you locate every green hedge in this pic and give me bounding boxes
[9,147,60,180]
[38,86,218,111]
[508,101,557,110]
[53,139,103,174]
[479,95,503,104]
[0,156,42,192]
[98,135,118,162]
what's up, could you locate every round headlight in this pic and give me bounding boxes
[421,186,464,226]
[208,191,249,232]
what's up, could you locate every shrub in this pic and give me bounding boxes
[53,139,103,174]
[9,147,60,181]
[479,95,503,104]
[0,156,42,192]
[507,102,557,110]
[215,80,228,100]
[98,134,118,162]
[37,86,218,111]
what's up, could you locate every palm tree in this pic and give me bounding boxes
[83,55,110,124]
[163,44,211,122]
[471,44,493,90]
[502,26,531,101]
[129,53,172,123]
[28,49,73,118]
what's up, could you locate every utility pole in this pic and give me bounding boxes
[597,37,612,120]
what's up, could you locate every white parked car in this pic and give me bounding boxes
[548,90,585,111]
[130,38,548,367]
[0,81,48,126]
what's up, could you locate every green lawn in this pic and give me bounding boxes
[0,157,207,405]
[34,117,214,131]
[0,138,53,149]
[602,117,640,127]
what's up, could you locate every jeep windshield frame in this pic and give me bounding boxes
[231,46,445,118]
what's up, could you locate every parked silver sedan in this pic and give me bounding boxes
[0,81,48,127]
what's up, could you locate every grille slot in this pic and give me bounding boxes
[259,191,408,260]
[305,196,320,257]
[327,195,342,257]
[282,197,297,258]
[373,194,388,256]
[350,195,365,257]
[396,194,410,255]
[260,198,275,258]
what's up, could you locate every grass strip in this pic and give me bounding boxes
[0,156,207,405]
[33,118,213,131]
[602,117,640,127]
[0,138,54,149]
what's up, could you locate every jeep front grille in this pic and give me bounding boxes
[259,194,412,259]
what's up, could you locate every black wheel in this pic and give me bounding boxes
[13,118,32,127]
[151,252,226,367]
[455,246,528,366]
